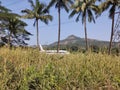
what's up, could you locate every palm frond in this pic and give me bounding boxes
[98,0,111,12]
[69,10,77,18]
[21,9,34,19]
[36,0,40,7]
[63,0,73,10]
[62,3,69,12]
[81,3,86,12]
[87,9,95,23]
[65,0,73,4]
[21,9,33,14]
[28,0,35,10]
[76,12,82,22]
[73,0,81,8]
[0,2,11,12]
[21,0,52,27]
[39,15,53,23]
[42,19,48,24]
[90,4,99,14]
[48,0,73,13]
[0,12,20,20]
[109,5,116,19]
[18,29,32,35]
[82,12,86,24]
[21,14,34,19]
[47,0,56,9]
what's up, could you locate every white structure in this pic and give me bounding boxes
[39,44,45,52]
[45,50,70,54]
[40,44,70,54]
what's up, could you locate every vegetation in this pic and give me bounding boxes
[0,1,120,89]
[69,0,99,51]
[0,0,120,53]
[0,3,31,47]
[21,0,52,50]
[45,35,119,54]
[0,47,120,90]
[0,13,32,47]
[98,0,120,54]
[47,0,73,53]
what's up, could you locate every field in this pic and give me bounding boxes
[0,47,120,90]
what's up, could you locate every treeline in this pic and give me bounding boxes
[44,44,120,55]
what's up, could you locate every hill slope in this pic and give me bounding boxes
[49,35,109,47]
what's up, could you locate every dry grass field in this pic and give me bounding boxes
[0,47,120,90]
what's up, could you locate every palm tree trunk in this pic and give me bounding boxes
[84,14,88,51]
[8,31,11,48]
[57,6,61,53]
[36,19,40,50]
[108,9,115,55]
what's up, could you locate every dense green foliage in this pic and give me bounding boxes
[0,47,120,90]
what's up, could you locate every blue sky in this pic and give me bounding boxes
[1,0,117,45]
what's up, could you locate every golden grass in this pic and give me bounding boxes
[0,47,120,90]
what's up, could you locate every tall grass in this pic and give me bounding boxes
[0,47,120,90]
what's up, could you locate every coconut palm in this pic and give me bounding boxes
[21,0,52,50]
[47,0,73,53]
[69,0,99,51]
[1,13,31,47]
[99,0,120,54]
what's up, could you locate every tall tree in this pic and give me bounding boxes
[99,0,120,54]
[21,0,52,51]
[47,0,73,53]
[69,0,99,51]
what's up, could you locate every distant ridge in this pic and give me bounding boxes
[49,35,110,47]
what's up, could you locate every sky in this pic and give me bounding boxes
[1,0,118,45]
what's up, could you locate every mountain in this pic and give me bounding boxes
[50,35,81,46]
[49,35,110,47]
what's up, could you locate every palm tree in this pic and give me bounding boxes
[1,13,31,47]
[47,0,73,53]
[98,0,120,54]
[21,0,52,50]
[69,0,99,51]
